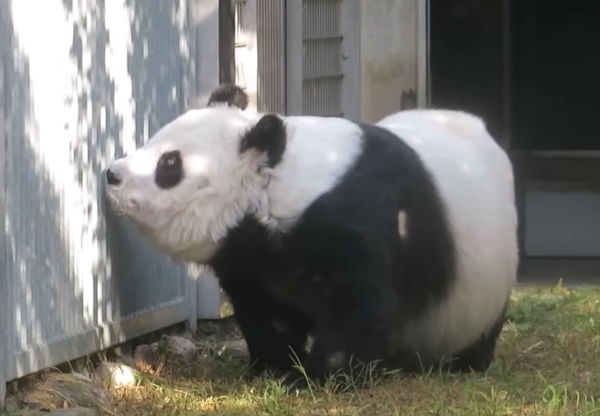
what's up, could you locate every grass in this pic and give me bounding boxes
[111,282,600,416]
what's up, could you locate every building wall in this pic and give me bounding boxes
[359,0,420,123]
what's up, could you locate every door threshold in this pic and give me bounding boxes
[518,258,600,286]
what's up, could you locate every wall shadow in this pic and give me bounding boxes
[1,0,85,381]
[110,0,188,318]
[0,0,197,390]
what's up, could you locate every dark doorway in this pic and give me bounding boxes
[511,0,600,151]
[429,0,600,283]
[429,0,505,141]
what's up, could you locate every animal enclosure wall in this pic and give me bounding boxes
[0,0,220,406]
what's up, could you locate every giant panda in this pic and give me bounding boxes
[104,84,518,389]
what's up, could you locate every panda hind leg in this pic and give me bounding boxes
[447,302,508,373]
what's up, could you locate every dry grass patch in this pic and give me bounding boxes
[112,282,600,416]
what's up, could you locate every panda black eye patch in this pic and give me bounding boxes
[155,150,184,189]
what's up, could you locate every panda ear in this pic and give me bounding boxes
[239,114,287,168]
[207,84,249,110]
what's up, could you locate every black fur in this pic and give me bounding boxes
[207,84,249,110]
[154,150,184,189]
[451,301,508,372]
[209,120,501,388]
[239,114,287,168]
[105,168,122,186]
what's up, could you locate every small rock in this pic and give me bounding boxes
[95,362,139,389]
[164,335,198,361]
[222,339,249,357]
[133,344,157,372]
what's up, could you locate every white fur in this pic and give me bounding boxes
[376,109,518,358]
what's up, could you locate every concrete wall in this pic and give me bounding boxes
[358,0,423,123]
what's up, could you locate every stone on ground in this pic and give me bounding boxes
[133,344,158,372]
[95,362,140,389]
[152,335,198,361]
[221,339,249,357]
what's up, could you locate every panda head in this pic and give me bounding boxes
[104,85,286,262]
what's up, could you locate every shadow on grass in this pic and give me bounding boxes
[107,285,600,415]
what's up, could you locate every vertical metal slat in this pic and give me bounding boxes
[256,0,286,113]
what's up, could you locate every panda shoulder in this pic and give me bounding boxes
[282,116,365,144]
[264,116,366,224]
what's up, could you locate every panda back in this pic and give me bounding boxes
[377,109,518,356]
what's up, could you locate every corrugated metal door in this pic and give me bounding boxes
[235,0,288,114]
[286,0,360,120]
[256,0,286,113]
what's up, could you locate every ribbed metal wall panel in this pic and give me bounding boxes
[256,0,286,113]
[234,0,248,89]
[284,0,359,120]
[0,0,206,403]
[302,0,343,117]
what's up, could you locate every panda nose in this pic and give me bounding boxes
[106,168,123,186]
